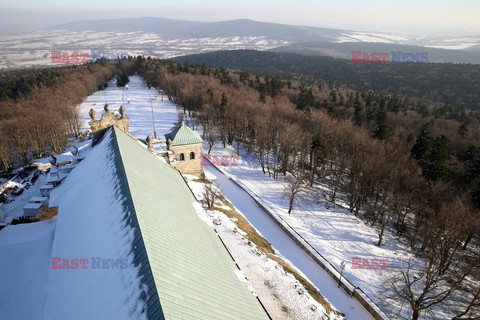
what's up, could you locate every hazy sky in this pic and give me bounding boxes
[1,0,479,34]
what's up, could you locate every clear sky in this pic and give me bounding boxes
[1,0,479,34]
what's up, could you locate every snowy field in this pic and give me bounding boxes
[1,28,479,69]
[336,32,480,50]
[0,30,291,69]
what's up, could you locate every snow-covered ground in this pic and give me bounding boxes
[189,180,343,320]
[336,32,480,50]
[202,163,376,319]
[205,144,411,317]
[0,30,291,69]
[201,139,468,319]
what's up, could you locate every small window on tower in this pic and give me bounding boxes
[179,153,185,161]
[190,152,195,160]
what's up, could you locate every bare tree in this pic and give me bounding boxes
[389,197,478,320]
[283,173,305,214]
[203,183,219,210]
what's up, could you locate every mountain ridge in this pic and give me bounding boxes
[50,17,347,42]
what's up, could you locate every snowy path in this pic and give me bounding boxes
[204,164,374,320]
[78,76,179,139]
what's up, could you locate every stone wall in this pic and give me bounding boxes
[89,104,128,134]
[170,143,203,176]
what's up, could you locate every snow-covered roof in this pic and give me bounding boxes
[57,163,76,171]
[0,220,56,320]
[43,127,268,320]
[33,157,51,165]
[29,197,48,203]
[46,171,67,184]
[23,202,43,210]
[53,152,74,165]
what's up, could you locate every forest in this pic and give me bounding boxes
[140,57,480,320]
[174,49,480,110]
[0,62,134,171]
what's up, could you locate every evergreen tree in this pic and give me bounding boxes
[199,63,208,75]
[458,123,468,138]
[347,92,354,108]
[219,92,228,115]
[296,87,315,110]
[257,83,267,103]
[373,99,390,140]
[412,125,432,160]
[116,70,129,87]
[270,77,283,97]
[423,135,450,181]
[330,90,337,102]
[353,93,363,126]
[464,146,480,181]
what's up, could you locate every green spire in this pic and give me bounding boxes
[165,122,203,146]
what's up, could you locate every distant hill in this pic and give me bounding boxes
[466,44,480,52]
[49,17,480,64]
[49,17,204,35]
[173,49,480,110]
[271,42,480,64]
[172,19,346,42]
[50,17,345,41]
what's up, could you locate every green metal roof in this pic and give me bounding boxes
[110,131,164,319]
[112,127,269,320]
[165,121,203,146]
